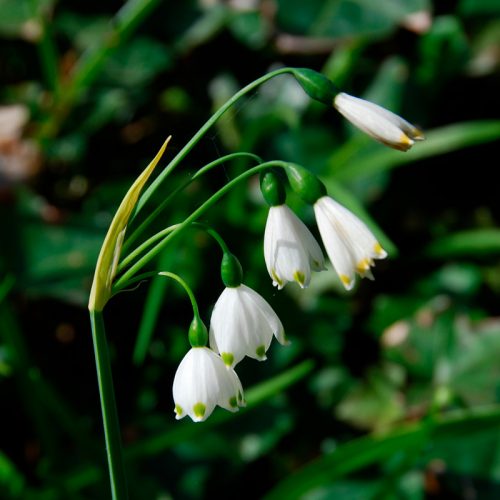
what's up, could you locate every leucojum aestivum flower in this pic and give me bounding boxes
[88,67,424,498]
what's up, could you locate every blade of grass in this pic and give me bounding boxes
[0,450,26,498]
[425,229,500,258]
[132,247,176,365]
[264,405,500,499]
[329,120,500,181]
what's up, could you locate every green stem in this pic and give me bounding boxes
[89,310,128,500]
[119,221,229,274]
[113,160,288,292]
[123,152,262,253]
[133,68,294,216]
[158,272,200,317]
[120,225,179,272]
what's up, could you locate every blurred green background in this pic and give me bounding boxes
[1,0,500,498]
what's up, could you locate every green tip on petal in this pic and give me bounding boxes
[175,404,183,417]
[293,270,306,287]
[256,345,266,359]
[271,269,284,288]
[221,352,235,367]
[229,396,238,408]
[193,402,206,419]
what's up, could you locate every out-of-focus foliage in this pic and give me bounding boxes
[1,0,499,498]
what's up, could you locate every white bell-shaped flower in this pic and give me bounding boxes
[313,196,387,290]
[173,346,245,422]
[264,204,325,289]
[334,92,424,151]
[209,284,287,368]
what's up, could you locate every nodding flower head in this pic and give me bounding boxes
[173,347,245,422]
[313,196,387,290]
[264,204,325,289]
[333,92,424,151]
[209,284,287,368]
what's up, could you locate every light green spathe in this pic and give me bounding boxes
[88,137,171,312]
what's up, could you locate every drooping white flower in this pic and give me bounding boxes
[209,284,287,367]
[313,196,387,290]
[333,92,424,152]
[173,346,245,422]
[264,204,325,289]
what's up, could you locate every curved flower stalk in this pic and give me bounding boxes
[313,196,387,290]
[333,93,425,151]
[210,283,287,368]
[173,346,245,422]
[264,204,325,289]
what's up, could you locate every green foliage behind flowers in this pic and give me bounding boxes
[1,0,500,499]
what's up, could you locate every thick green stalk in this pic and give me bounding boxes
[89,310,128,500]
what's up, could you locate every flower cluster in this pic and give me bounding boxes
[172,254,285,422]
[172,70,424,422]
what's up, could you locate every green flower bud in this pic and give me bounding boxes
[285,164,327,205]
[221,252,243,288]
[260,170,286,206]
[188,316,208,347]
[292,68,339,106]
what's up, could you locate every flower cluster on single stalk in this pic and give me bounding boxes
[172,68,424,422]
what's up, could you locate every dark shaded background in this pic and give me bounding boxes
[1,0,500,498]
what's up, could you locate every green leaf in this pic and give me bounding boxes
[265,406,500,500]
[329,121,500,181]
[0,451,25,498]
[425,229,500,258]
[459,0,500,15]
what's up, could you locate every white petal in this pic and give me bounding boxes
[264,205,325,289]
[209,284,288,367]
[334,92,423,151]
[172,347,218,422]
[314,196,387,290]
[239,284,288,346]
[172,347,244,422]
[314,199,356,290]
[209,287,248,367]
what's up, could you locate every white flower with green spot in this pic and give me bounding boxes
[173,347,245,422]
[209,284,287,368]
[313,196,387,290]
[264,204,325,289]
[334,92,424,152]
